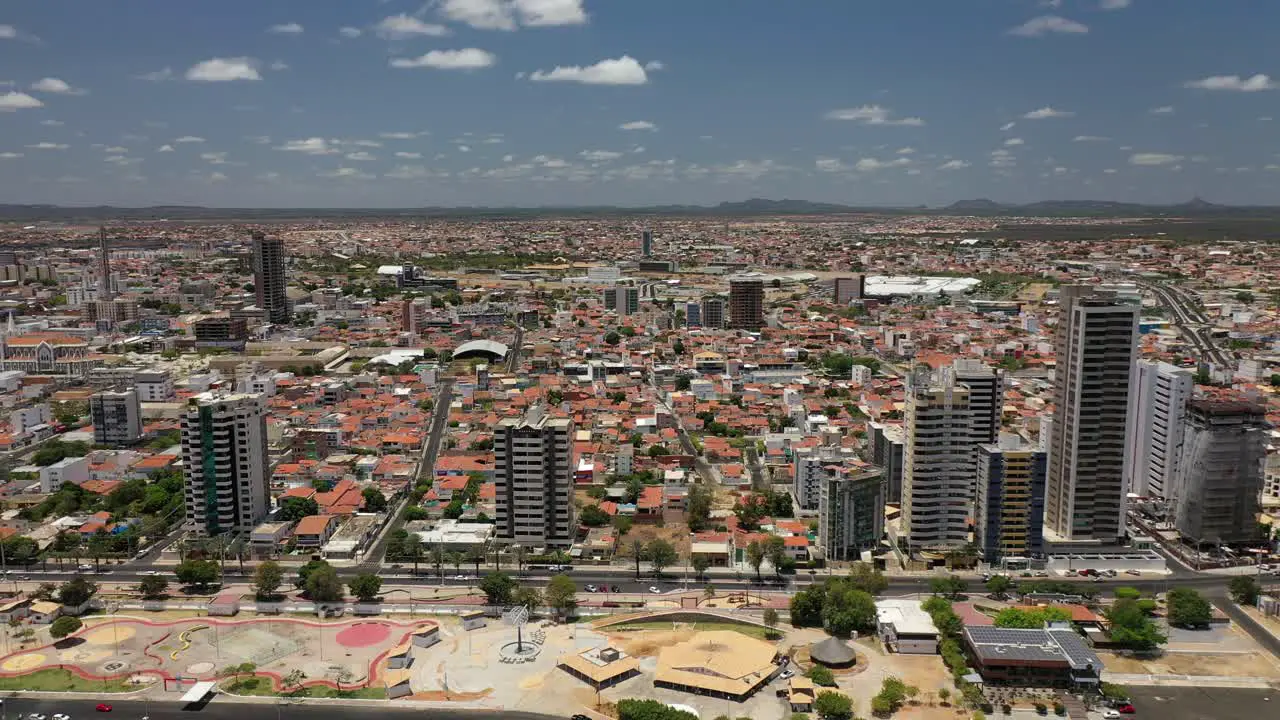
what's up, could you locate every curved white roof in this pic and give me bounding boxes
[454,339,510,358]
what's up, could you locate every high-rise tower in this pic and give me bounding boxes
[98,227,114,301]
[727,277,764,331]
[494,404,575,547]
[1044,287,1139,543]
[251,231,290,325]
[181,392,270,536]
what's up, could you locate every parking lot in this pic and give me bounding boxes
[1126,686,1278,720]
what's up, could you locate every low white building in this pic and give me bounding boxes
[876,598,939,655]
[413,519,494,551]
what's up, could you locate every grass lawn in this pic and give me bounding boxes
[222,676,386,699]
[0,669,142,693]
[607,619,777,641]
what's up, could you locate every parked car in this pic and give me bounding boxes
[1103,711,1121,719]
[52,713,70,720]
[778,669,794,680]
[1116,704,1136,714]
[1125,569,1141,576]
[610,585,621,592]
[585,585,597,593]
[648,586,661,594]
[95,706,112,714]
[1034,571,1049,577]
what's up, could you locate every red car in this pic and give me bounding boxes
[1117,705,1135,714]
[95,705,112,713]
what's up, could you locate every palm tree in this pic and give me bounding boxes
[467,546,485,577]
[403,534,423,574]
[431,544,446,579]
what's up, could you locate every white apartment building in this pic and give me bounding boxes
[9,404,50,436]
[134,369,174,401]
[181,392,271,536]
[903,374,975,552]
[1045,287,1138,543]
[1123,360,1194,500]
[494,404,575,548]
[794,445,858,511]
[89,388,142,447]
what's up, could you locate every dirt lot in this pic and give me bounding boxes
[615,523,692,558]
[1098,650,1280,678]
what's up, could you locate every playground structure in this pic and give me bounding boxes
[0,616,438,695]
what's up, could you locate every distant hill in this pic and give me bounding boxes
[0,196,1277,222]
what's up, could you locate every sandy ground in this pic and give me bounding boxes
[1097,622,1280,679]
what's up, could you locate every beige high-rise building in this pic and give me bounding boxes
[1044,287,1139,543]
[181,392,271,536]
[903,374,975,551]
[251,231,290,325]
[494,404,575,547]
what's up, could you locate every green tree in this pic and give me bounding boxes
[305,563,344,602]
[1105,599,1166,650]
[361,487,388,513]
[579,504,610,526]
[49,616,83,640]
[1166,587,1212,628]
[479,572,517,605]
[57,577,98,607]
[348,573,383,602]
[746,541,766,582]
[138,575,169,599]
[994,607,1072,629]
[764,534,787,578]
[691,554,711,579]
[686,483,713,532]
[806,665,835,686]
[513,585,543,611]
[1114,586,1142,600]
[984,575,1013,597]
[814,690,854,720]
[847,562,888,595]
[604,331,621,345]
[175,559,221,589]
[282,669,307,695]
[617,699,698,720]
[254,560,285,600]
[1229,576,1262,606]
[930,575,967,599]
[822,585,877,637]
[545,574,578,618]
[279,496,320,522]
[674,376,692,391]
[647,539,678,575]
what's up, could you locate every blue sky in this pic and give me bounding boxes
[2,0,1280,208]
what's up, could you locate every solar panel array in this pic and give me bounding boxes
[964,626,1101,670]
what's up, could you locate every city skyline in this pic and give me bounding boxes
[3,1,1280,207]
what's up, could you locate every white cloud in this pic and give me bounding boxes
[345,151,376,161]
[0,152,22,158]
[321,167,374,179]
[269,60,289,71]
[438,0,587,30]
[1023,106,1073,119]
[339,26,362,38]
[619,120,657,131]
[1150,105,1175,114]
[824,104,925,126]
[1100,0,1131,9]
[0,91,42,111]
[40,119,63,126]
[896,147,915,155]
[502,154,514,162]
[395,151,422,159]
[1184,74,1276,92]
[439,0,517,31]
[528,55,651,85]
[386,165,435,180]
[644,60,664,71]
[815,157,846,173]
[1072,135,1109,142]
[275,137,339,155]
[1103,168,1118,174]
[380,132,420,139]
[855,157,911,172]
[580,150,623,161]
[391,48,496,70]
[458,145,471,152]
[156,145,174,152]
[1129,152,1182,166]
[103,146,128,153]
[1004,137,1025,146]
[1008,15,1089,37]
[0,25,15,39]
[515,0,587,27]
[200,152,229,164]
[31,77,82,94]
[989,149,1016,168]
[186,58,261,82]
[26,142,68,150]
[174,136,205,143]
[268,23,304,34]
[938,159,970,170]
[999,121,1016,131]
[137,67,173,82]
[375,14,449,39]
